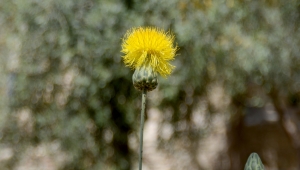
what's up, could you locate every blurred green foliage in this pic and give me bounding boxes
[1,0,300,169]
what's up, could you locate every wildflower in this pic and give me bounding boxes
[120,27,178,170]
[121,27,177,77]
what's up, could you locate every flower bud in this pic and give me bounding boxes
[244,153,264,170]
[132,65,158,91]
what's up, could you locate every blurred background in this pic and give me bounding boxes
[1,0,300,169]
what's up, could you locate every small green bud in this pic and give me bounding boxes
[244,153,264,170]
[132,65,158,92]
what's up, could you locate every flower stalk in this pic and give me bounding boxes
[138,89,147,170]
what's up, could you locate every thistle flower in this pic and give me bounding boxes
[120,27,178,170]
[121,27,177,77]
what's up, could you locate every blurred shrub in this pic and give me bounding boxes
[0,0,300,169]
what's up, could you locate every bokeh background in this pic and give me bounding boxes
[1,0,300,169]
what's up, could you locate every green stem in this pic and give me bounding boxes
[138,89,147,170]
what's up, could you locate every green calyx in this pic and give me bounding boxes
[132,65,158,92]
[244,153,264,170]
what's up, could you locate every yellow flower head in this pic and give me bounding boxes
[121,27,178,77]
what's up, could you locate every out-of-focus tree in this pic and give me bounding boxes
[1,0,138,169]
[0,0,300,169]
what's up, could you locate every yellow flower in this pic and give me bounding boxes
[121,27,177,77]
